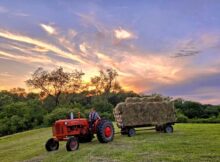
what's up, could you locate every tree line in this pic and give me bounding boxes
[0,67,219,136]
[26,67,122,106]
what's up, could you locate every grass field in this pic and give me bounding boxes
[0,124,219,162]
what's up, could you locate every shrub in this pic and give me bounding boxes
[100,112,114,120]
[189,116,220,123]
[203,106,219,118]
[43,107,86,126]
[91,96,114,113]
[176,114,188,123]
[43,109,68,126]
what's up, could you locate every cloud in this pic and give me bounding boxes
[172,48,200,58]
[83,47,186,93]
[118,54,185,92]
[0,27,100,85]
[150,66,220,104]
[171,52,199,58]
[67,29,77,38]
[31,46,49,53]
[79,42,88,53]
[43,28,79,57]
[171,33,220,58]
[0,48,89,75]
[114,27,135,40]
[63,29,193,93]
[198,33,220,49]
[95,52,120,69]
[40,24,56,34]
[0,72,13,78]
[0,6,8,13]
[75,12,107,32]
[13,12,29,17]
[0,30,86,64]
[0,50,52,64]
[75,13,137,54]
[0,6,29,17]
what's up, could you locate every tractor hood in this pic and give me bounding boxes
[54,118,89,126]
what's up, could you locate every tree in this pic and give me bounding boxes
[26,67,84,106]
[181,101,204,119]
[68,69,85,93]
[9,87,26,97]
[0,91,13,108]
[204,106,219,118]
[90,68,121,96]
[0,100,45,136]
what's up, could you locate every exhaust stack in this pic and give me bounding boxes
[70,112,74,119]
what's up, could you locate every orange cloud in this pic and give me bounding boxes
[0,30,86,64]
[118,54,185,92]
[0,50,52,64]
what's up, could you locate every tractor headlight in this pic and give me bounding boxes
[65,121,68,125]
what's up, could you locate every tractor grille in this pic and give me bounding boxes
[54,123,63,135]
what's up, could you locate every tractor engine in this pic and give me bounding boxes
[52,118,90,141]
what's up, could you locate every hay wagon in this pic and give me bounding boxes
[113,96,176,137]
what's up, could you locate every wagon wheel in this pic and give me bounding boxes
[128,128,136,137]
[164,125,173,133]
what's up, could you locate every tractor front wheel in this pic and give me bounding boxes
[45,138,59,151]
[97,120,114,143]
[66,137,79,151]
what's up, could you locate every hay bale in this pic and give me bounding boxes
[113,102,126,127]
[114,102,125,113]
[141,95,164,102]
[113,97,176,127]
[125,97,142,103]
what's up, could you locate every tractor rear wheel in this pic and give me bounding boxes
[66,137,79,151]
[45,138,59,151]
[96,120,114,143]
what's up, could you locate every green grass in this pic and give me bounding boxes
[0,124,220,162]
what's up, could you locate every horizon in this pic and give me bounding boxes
[0,0,220,104]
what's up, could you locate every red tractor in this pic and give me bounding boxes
[45,113,114,151]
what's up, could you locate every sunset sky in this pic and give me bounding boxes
[0,0,220,104]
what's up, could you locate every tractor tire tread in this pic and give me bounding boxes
[96,120,114,143]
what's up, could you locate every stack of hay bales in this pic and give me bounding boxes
[113,96,176,128]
